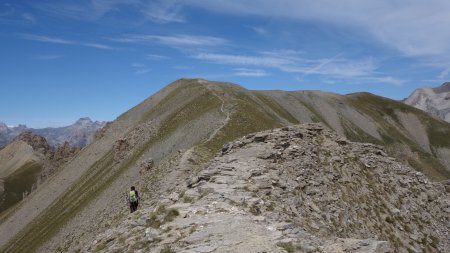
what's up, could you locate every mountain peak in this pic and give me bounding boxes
[433,82,450,93]
[404,82,450,122]
[75,117,93,124]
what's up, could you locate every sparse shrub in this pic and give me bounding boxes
[160,245,175,253]
[249,205,261,215]
[276,242,296,253]
[164,208,180,222]
[404,224,412,233]
[157,205,167,214]
[385,216,394,223]
[430,235,439,248]
[93,242,106,252]
[183,196,193,203]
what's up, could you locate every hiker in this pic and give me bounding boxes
[128,186,139,213]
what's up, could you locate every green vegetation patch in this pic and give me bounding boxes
[199,92,282,158]
[0,161,42,215]
[276,242,296,253]
[147,205,180,229]
[160,245,175,253]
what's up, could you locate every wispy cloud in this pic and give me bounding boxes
[234,68,269,77]
[438,68,450,80]
[21,13,36,23]
[140,0,185,23]
[194,50,401,85]
[131,63,146,68]
[111,34,228,47]
[21,34,74,44]
[172,65,192,70]
[0,4,36,25]
[247,26,269,37]
[135,69,151,74]
[146,54,170,60]
[131,62,150,74]
[321,76,406,87]
[33,55,63,60]
[82,42,115,50]
[31,0,140,22]
[32,0,184,24]
[193,52,294,69]
[186,0,450,57]
[21,34,116,50]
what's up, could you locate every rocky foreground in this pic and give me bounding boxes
[84,124,449,253]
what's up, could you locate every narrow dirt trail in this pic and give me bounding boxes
[202,82,231,143]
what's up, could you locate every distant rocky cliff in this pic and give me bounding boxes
[0,131,80,213]
[0,117,106,148]
[404,82,450,122]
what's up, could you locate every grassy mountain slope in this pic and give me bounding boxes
[261,90,450,180]
[1,79,449,252]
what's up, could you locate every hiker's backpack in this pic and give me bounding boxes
[129,190,137,203]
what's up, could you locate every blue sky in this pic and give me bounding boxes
[1,0,450,128]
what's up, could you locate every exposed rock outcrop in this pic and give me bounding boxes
[404,82,450,122]
[85,124,449,253]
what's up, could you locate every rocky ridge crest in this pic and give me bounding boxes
[85,124,449,253]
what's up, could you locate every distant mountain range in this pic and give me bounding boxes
[0,117,106,148]
[404,82,450,122]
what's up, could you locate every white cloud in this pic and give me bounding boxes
[194,51,402,85]
[185,0,450,57]
[82,42,115,50]
[234,68,269,77]
[193,52,376,78]
[146,54,170,60]
[135,69,151,74]
[21,13,36,23]
[194,52,294,69]
[247,26,269,37]
[33,55,63,60]
[112,34,228,47]
[131,63,146,68]
[140,0,185,23]
[33,0,184,24]
[21,34,74,44]
[438,68,450,80]
[21,34,116,50]
[32,0,140,21]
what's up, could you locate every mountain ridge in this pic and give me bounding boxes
[85,123,450,253]
[1,79,449,253]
